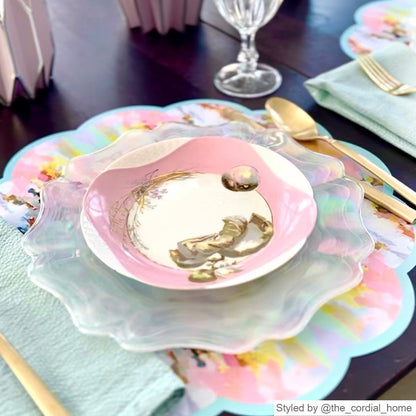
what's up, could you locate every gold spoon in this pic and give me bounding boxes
[265,97,416,207]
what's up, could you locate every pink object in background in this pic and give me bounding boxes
[0,0,54,106]
[118,0,204,34]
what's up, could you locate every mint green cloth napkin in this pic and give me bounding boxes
[305,43,416,158]
[0,218,184,416]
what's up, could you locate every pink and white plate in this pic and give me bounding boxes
[82,136,317,290]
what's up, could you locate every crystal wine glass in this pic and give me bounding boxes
[214,0,284,98]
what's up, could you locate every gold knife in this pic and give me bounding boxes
[0,332,72,416]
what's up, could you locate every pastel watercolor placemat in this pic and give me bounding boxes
[1,99,415,416]
[340,0,416,58]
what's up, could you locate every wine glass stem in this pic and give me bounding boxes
[237,32,259,73]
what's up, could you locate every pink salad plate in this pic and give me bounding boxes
[82,136,317,290]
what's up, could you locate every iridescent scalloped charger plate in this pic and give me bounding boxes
[21,122,374,352]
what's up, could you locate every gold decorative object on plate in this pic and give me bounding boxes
[170,213,273,283]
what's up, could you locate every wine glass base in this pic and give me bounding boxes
[214,63,282,98]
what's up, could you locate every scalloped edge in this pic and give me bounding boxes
[339,0,416,59]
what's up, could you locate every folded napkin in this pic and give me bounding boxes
[305,43,416,158]
[0,219,184,416]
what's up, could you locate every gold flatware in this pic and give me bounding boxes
[265,97,416,208]
[357,54,416,95]
[0,332,71,416]
[345,175,416,223]
[222,106,416,223]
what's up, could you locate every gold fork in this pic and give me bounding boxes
[0,331,71,416]
[357,53,416,96]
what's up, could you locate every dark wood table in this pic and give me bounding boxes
[1,0,415,412]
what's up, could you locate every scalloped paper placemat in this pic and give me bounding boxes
[0,99,414,416]
[340,0,416,58]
